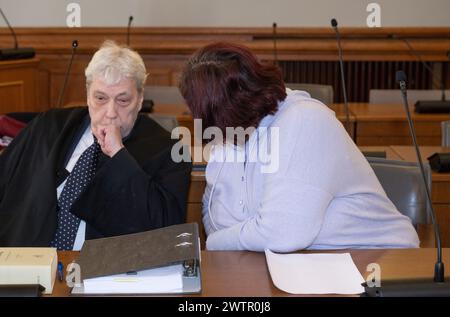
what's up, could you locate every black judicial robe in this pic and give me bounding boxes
[0,107,192,246]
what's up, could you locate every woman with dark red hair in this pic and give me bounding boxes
[179,42,419,252]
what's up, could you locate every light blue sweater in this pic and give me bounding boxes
[203,89,420,252]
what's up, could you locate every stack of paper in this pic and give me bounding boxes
[82,264,183,294]
[265,249,365,295]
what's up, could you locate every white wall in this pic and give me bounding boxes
[0,0,449,27]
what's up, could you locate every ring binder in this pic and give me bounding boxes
[71,223,202,295]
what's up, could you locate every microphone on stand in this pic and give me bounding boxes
[127,16,134,46]
[0,8,35,60]
[272,22,278,66]
[56,40,78,108]
[393,34,450,113]
[363,70,450,297]
[330,18,352,138]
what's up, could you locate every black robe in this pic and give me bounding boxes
[0,107,192,246]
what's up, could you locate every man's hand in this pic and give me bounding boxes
[97,125,124,157]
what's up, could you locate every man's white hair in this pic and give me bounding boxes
[85,40,147,93]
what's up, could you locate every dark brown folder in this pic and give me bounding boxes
[76,223,200,281]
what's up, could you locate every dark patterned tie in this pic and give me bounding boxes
[50,138,101,250]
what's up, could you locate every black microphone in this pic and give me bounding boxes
[56,40,78,108]
[363,70,450,297]
[393,34,450,113]
[272,22,278,66]
[127,16,134,46]
[330,18,351,137]
[0,8,35,60]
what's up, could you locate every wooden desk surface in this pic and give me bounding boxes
[0,57,40,69]
[50,248,450,297]
[346,103,450,145]
[390,146,450,182]
[393,145,450,175]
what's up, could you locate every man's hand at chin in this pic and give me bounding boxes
[96,125,124,158]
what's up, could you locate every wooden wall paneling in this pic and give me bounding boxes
[0,81,24,113]
[40,54,91,108]
[0,58,39,114]
[0,27,449,110]
[38,53,189,108]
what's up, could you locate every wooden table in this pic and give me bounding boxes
[349,103,450,146]
[49,248,450,297]
[391,146,450,247]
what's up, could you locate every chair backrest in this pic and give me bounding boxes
[369,89,450,105]
[143,86,185,104]
[442,121,450,147]
[147,113,179,133]
[366,157,431,227]
[285,83,334,106]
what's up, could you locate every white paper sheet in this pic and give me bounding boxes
[265,249,365,295]
[83,263,183,294]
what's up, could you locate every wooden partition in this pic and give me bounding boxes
[1,27,449,112]
[0,58,39,114]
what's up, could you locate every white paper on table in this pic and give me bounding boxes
[83,263,183,294]
[265,249,365,295]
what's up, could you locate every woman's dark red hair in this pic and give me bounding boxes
[179,42,286,137]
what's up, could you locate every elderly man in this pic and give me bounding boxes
[0,41,191,250]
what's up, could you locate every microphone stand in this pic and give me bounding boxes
[127,16,134,46]
[272,22,278,67]
[56,40,78,108]
[0,8,35,60]
[331,19,352,138]
[362,70,450,297]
